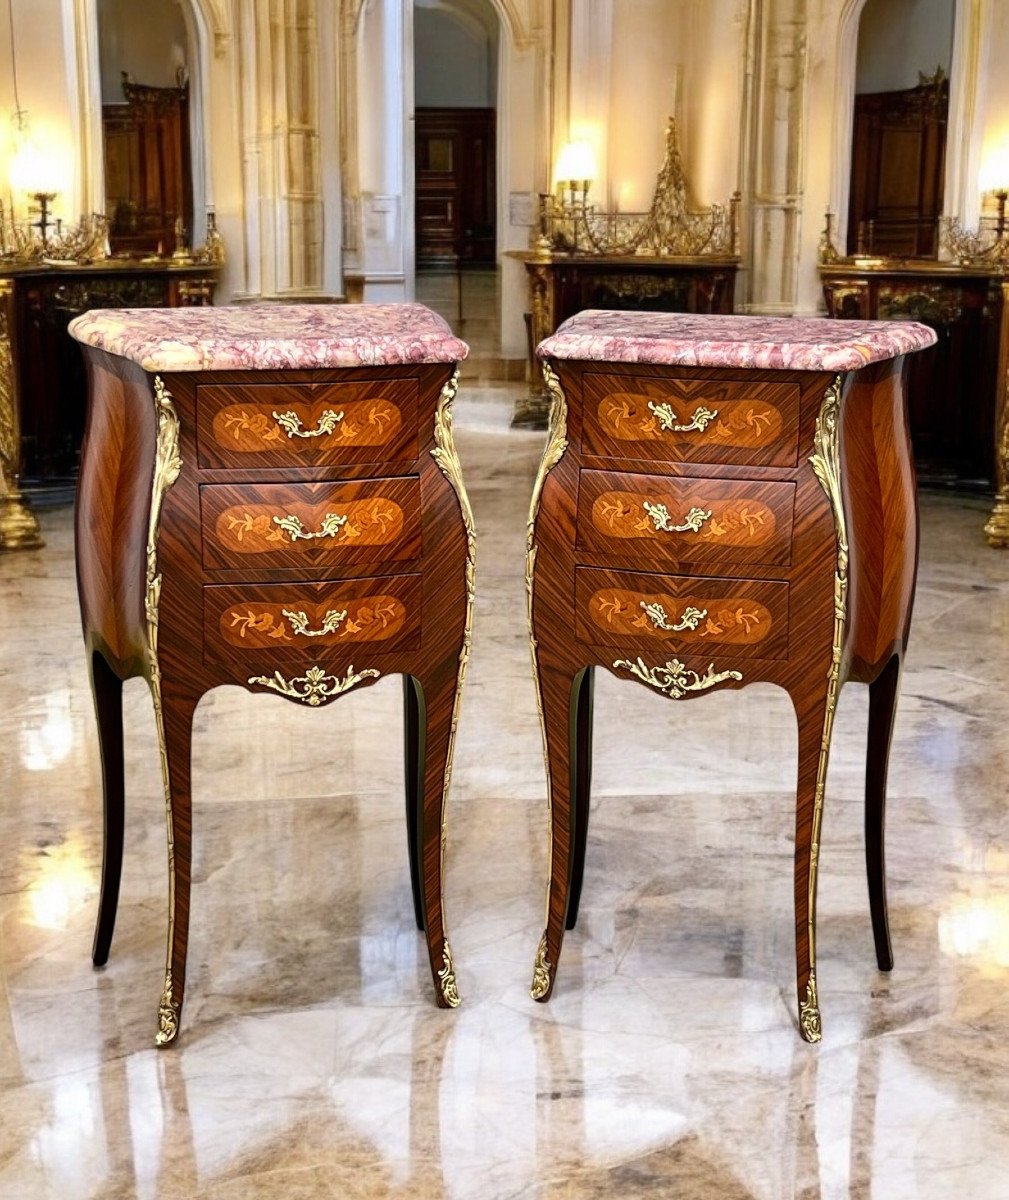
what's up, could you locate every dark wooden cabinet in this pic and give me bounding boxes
[821,263,1005,490]
[103,75,194,255]
[511,251,739,426]
[847,75,948,258]
[415,108,496,266]
[0,262,217,489]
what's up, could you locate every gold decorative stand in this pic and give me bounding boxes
[0,279,42,551]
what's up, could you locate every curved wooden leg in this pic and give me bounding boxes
[793,688,834,1044]
[90,651,125,967]
[415,656,463,1009]
[530,661,582,1003]
[866,653,901,972]
[403,675,425,931]
[154,683,198,1047]
[566,667,594,931]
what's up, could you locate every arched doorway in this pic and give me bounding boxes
[95,0,204,254]
[413,0,498,267]
[846,0,955,257]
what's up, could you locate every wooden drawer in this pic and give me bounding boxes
[582,372,800,467]
[575,469,795,568]
[196,378,419,469]
[200,477,421,571]
[203,574,422,663]
[575,567,789,660]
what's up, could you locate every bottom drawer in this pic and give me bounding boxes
[575,567,789,660]
[203,574,422,662]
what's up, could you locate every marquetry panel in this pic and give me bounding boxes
[574,568,789,660]
[200,477,421,570]
[575,469,795,567]
[196,378,419,468]
[203,574,422,662]
[582,373,800,467]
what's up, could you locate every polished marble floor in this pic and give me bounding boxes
[2,389,1009,1198]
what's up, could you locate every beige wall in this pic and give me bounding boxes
[4,0,1009,327]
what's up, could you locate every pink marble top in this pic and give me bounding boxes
[537,311,936,372]
[68,302,468,372]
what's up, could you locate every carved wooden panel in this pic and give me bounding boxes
[203,574,422,661]
[582,373,800,467]
[200,477,421,570]
[574,568,790,660]
[575,469,795,567]
[196,378,418,468]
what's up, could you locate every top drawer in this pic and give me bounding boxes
[196,378,419,469]
[582,373,800,468]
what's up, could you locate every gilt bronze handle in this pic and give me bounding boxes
[642,501,712,533]
[272,408,345,438]
[281,608,347,637]
[272,512,348,541]
[640,601,707,631]
[647,400,717,433]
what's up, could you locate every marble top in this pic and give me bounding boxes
[537,311,937,371]
[68,302,469,372]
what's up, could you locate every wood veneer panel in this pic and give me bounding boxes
[583,372,800,467]
[575,468,795,568]
[199,476,421,571]
[196,377,419,468]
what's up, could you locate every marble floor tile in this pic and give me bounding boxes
[2,386,1009,1198]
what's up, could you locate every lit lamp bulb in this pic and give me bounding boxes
[979,141,1009,240]
[555,141,597,194]
[7,125,63,246]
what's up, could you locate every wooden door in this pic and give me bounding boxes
[847,74,948,258]
[415,108,496,267]
[103,73,194,255]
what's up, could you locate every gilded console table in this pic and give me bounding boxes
[526,310,935,1041]
[820,260,1009,545]
[70,303,472,1043]
[509,251,738,428]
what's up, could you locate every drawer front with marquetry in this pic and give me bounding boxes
[582,373,800,467]
[196,378,419,469]
[575,469,795,568]
[575,567,789,660]
[200,477,421,571]
[203,574,422,662]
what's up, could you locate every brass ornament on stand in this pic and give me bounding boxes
[536,118,740,259]
[0,279,43,550]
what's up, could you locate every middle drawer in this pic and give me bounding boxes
[576,469,795,568]
[200,477,421,571]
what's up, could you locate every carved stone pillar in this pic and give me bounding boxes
[738,0,808,314]
[238,0,324,297]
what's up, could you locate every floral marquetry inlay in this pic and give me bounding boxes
[220,595,407,648]
[213,398,401,453]
[593,491,777,546]
[218,497,404,552]
[599,392,783,448]
[589,589,772,646]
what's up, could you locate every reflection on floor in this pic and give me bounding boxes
[2,389,1009,1198]
[416,267,526,382]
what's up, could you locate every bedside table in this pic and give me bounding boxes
[70,303,473,1044]
[526,310,936,1041]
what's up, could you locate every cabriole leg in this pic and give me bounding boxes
[865,653,901,971]
[566,667,595,931]
[154,683,198,1047]
[90,651,125,967]
[414,657,464,1009]
[403,674,425,931]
